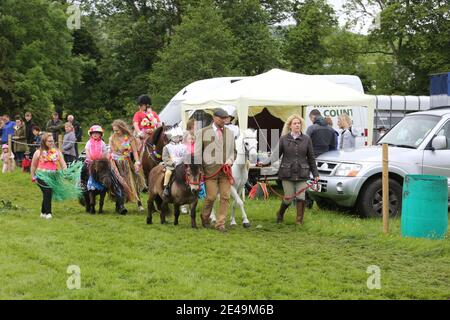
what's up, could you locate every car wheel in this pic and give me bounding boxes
[357,178,402,218]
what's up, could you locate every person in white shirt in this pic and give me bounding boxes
[338,114,357,150]
[162,126,188,198]
[223,108,240,138]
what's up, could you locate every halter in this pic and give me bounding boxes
[238,137,258,160]
[183,165,203,187]
[142,137,162,163]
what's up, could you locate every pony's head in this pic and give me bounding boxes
[174,154,203,193]
[90,159,113,188]
[236,128,258,164]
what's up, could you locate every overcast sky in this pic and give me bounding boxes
[280,0,373,33]
[328,0,373,34]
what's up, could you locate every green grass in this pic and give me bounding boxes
[1,170,449,300]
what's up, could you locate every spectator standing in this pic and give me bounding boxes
[46,112,64,145]
[62,122,77,165]
[337,114,357,150]
[1,115,15,145]
[31,126,43,157]
[67,115,82,158]
[325,116,339,150]
[24,112,35,145]
[13,116,27,167]
[306,109,336,157]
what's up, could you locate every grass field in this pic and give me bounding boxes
[0,170,449,300]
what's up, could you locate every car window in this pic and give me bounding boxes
[379,115,441,148]
[436,121,450,150]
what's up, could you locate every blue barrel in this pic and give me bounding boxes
[401,175,448,240]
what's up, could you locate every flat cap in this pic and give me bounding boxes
[213,108,229,118]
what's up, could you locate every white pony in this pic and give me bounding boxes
[210,128,258,228]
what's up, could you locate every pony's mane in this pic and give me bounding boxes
[173,155,201,186]
[174,163,186,186]
[148,125,164,145]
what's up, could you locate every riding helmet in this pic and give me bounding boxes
[137,94,152,106]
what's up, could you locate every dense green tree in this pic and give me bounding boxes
[283,0,338,74]
[344,0,450,94]
[0,0,81,125]
[148,0,241,108]
[219,0,282,76]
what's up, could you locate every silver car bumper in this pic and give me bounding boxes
[307,176,365,207]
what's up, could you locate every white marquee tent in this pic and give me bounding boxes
[181,69,376,144]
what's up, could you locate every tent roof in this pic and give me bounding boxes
[181,69,375,110]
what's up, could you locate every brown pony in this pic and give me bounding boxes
[146,155,203,228]
[141,125,169,183]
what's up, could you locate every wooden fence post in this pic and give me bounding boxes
[382,143,389,234]
[7,134,12,152]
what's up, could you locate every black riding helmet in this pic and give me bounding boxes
[137,94,152,106]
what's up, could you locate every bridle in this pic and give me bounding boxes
[142,132,167,163]
[183,164,203,188]
[239,136,258,160]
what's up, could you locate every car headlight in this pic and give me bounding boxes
[334,163,362,177]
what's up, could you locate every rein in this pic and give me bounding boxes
[143,138,162,163]
[249,177,319,201]
[203,164,235,185]
[184,164,235,186]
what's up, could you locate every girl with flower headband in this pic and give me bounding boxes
[30,133,83,219]
[109,119,146,212]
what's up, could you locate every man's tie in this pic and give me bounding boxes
[217,127,223,140]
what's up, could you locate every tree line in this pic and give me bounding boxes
[1,0,449,127]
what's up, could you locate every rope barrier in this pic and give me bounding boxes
[248,178,319,201]
[10,139,87,147]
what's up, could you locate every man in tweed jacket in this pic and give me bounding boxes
[194,108,236,232]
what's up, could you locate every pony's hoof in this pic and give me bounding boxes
[146,218,152,224]
[243,222,251,228]
[119,208,127,215]
[138,206,145,212]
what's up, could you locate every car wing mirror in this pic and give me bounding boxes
[432,135,447,151]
